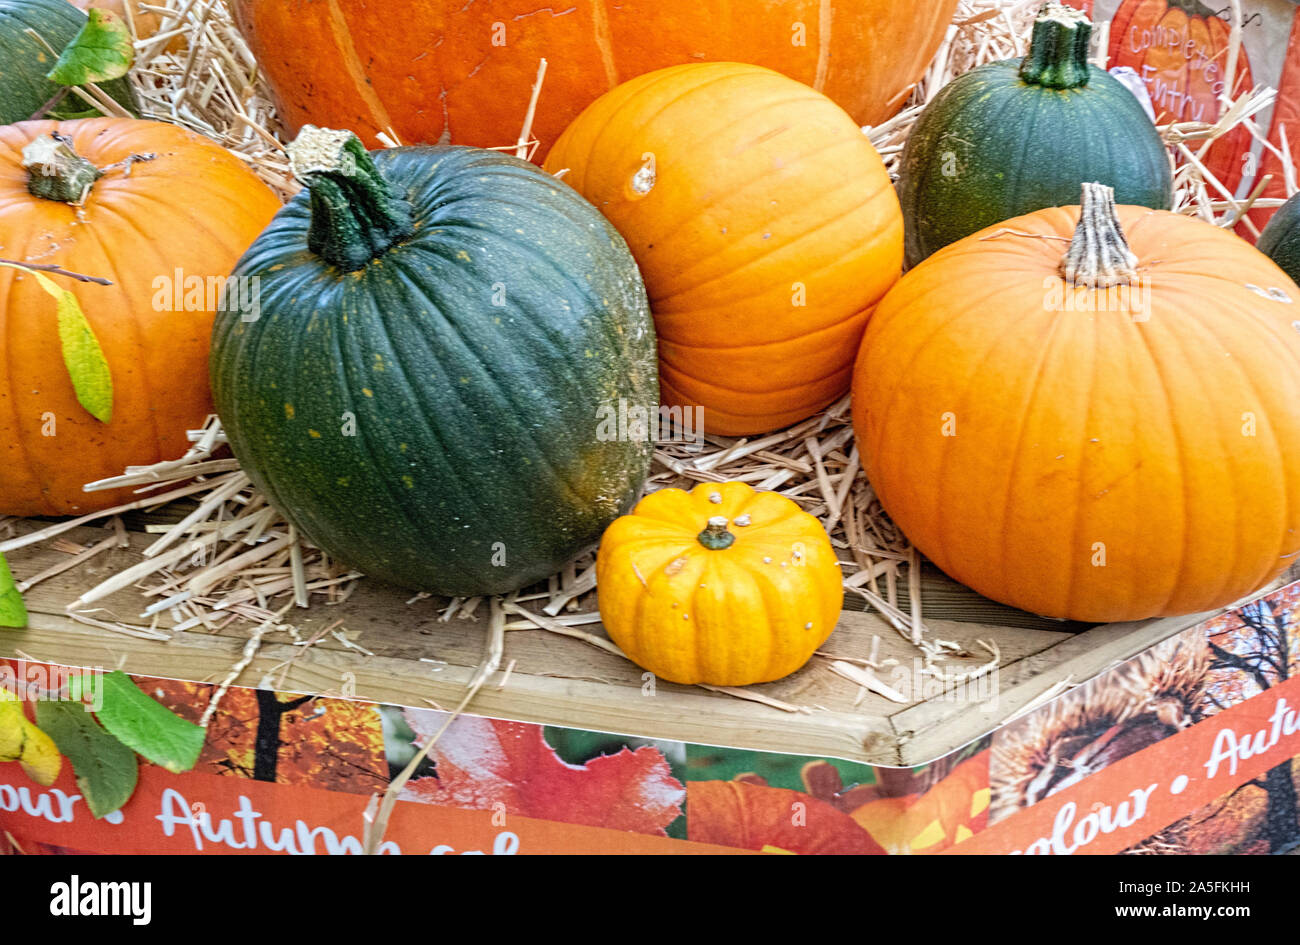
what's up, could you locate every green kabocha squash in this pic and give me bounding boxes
[899,1,1172,265]
[0,0,137,122]
[1258,193,1300,285]
[211,127,659,596]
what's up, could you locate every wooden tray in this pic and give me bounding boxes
[4,519,1293,767]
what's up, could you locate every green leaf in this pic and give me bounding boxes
[86,671,205,774]
[0,262,113,423]
[0,553,25,629]
[34,700,137,818]
[46,9,134,87]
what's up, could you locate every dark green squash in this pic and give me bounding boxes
[211,128,659,597]
[1257,193,1300,286]
[899,1,1172,266]
[0,0,137,122]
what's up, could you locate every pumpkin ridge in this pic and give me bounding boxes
[78,199,173,468]
[324,285,495,590]
[1147,278,1297,608]
[957,278,1076,602]
[386,264,596,515]
[390,229,625,398]
[1150,296,1248,613]
[338,287,495,528]
[323,0,397,138]
[659,355,852,405]
[1114,277,1192,616]
[636,130,883,271]
[386,252,633,516]
[0,214,57,509]
[572,67,756,198]
[655,299,871,351]
[1060,296,1102,619]
[650,183,898,308]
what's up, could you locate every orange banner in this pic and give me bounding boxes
[950,673,1300,855]
[0,763,748,855]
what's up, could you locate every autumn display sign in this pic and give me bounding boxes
[2,582,1299,855]
[1069,0,1300,237]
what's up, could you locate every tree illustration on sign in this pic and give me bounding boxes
[1202,587,1300,854]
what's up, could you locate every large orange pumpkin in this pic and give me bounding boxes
[229,0,959,153]
[0,118,281,516]
[544,62,903,435]
[853,183,1300,623]
[596,481,844,686]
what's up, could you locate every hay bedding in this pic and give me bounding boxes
[0,1,1285,726]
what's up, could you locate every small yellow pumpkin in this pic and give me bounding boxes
[596,482,843,686]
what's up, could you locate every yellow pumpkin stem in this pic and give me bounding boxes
[1061,182,1139,289]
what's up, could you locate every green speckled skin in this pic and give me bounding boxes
[1257,194,1300,286]
[900,58,1172,266]
[211,146,658,596]
[0,0,137,123]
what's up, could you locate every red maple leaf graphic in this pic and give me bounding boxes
[400,713,684,836]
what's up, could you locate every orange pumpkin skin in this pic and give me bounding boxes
[229,0,958,153]
[545,63,903,436]
[853,202,1300,623]
[596,481,843,686]
[0,119,281,516]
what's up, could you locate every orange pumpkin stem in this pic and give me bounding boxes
[21,134,102,205]
[1061,182,1139,289]
[697,516,736,550]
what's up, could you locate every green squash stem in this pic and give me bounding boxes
[22,134,102,204]
[697,516,736,551]
[1061,182,1139,289]
[286,125,415,271]
[1019,1,1093,90]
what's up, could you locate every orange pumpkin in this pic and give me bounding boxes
[596,481,843,686]
[853,182,1300,623]
[850,755,990,853]
[230,0,959,152]
[0,118,281,516]
[545,62,903,436]
[687,780,885,854]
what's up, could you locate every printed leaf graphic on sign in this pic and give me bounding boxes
[34,700,136,817]
[81,671,205,773]
[47,9,134,86]
[0,690,62,786]
[0,262,113,422]
[0,552,25,628]
[687,780,885,854]
[401,713,684,835]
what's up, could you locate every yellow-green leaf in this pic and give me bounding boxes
[0,691,63,787]
[0,552,25,628]
[0,262,112,423]
[47,9,134,87]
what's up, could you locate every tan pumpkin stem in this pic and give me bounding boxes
[1061,182,1139,289]
[22,134,103,205]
